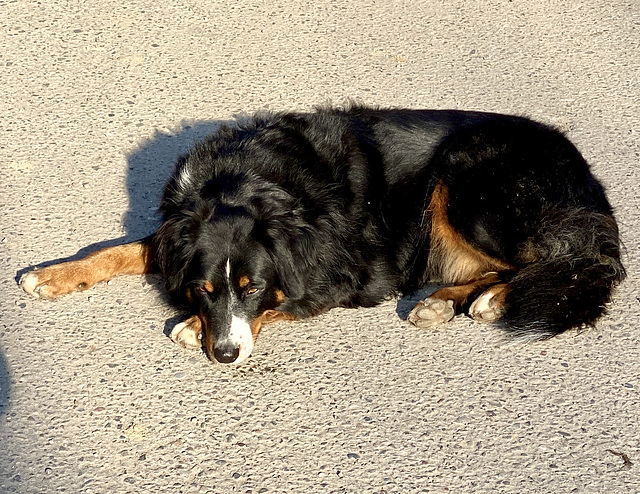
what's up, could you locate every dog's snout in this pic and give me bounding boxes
[203,315,253,364]
[213,343,241,364]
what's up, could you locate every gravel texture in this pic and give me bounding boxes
[1,1,639,492]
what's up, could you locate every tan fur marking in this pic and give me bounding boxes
[428,272,501,311]
[21,241,154,299]
[250,310,297,339]
[238,276,251,288]
[274,289,286,304]
[202,281,215,293]
[427,182,511,284]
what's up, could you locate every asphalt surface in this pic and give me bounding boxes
[1,1,639,493]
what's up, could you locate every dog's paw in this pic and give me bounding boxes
[469,284,507,322]
[407,298,455,329]
[19,266,88,299]
[19,270,43,297]
[169,316,203,350]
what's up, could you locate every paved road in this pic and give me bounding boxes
[1,1,639,492]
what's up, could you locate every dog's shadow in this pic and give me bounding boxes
[121,120,233,239]
[395,286,440,320]
[15,120,229,283]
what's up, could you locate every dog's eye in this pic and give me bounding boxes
[246,287,260,295]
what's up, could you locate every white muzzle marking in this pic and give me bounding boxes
[226,315,254,363]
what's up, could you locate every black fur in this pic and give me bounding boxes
[154,105,625,360]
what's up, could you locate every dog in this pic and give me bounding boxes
[19,106,625,364]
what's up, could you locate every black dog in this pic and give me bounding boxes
[20,106,625,364]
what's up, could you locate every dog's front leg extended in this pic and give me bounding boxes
[20,238,156,299]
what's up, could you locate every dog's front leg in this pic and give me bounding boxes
[20,238,155,299]
[169,315,203,350]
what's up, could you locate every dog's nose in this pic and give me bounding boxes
[213,344,240,364]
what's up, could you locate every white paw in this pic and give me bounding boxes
[469,286,506,322]
[407,298,455,329]
[169,317,203,350]
[19,270,54,299]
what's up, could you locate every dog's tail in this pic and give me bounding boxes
[500,208,625,340]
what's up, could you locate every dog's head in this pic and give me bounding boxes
[155,174,310,364]
[186,223,288,363]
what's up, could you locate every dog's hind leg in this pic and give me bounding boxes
[407,180,513,330]
[408,272,504,329]
[20,237,156,299]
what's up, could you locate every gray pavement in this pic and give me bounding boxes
[1,1,639,492]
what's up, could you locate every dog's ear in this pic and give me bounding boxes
[268,235,307,300]
[259,215,313,301]
[251,185,312,300]
[153,207,204,301]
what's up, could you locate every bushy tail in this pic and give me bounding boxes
[501,209,626,340]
